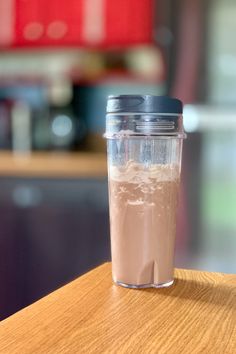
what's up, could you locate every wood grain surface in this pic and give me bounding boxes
[0,151,107,178]
[0,263,235,354]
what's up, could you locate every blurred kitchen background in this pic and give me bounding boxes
[0,0,236,320]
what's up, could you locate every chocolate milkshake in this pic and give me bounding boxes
[105,95,186,288]
[108,162,180,287]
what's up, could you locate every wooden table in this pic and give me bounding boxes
[0,263,235,354]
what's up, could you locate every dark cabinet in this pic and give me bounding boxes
[0,177,110,320]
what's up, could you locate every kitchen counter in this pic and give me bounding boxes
[0,151,107,178]
[0,263,235,353]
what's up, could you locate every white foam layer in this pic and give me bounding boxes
[109,161,180,183]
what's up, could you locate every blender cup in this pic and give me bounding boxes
[105,95,186,288]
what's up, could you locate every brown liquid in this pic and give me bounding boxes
[108,163,180,286]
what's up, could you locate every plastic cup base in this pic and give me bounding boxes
[114,279,174,289]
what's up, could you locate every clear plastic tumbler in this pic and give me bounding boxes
[105,95,186,288]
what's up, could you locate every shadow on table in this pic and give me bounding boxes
[143,277,236,309]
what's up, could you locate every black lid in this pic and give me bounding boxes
[106,95,182,114]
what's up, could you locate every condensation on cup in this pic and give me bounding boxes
[104,95,186,288]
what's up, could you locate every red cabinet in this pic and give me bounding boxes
[0,0,153,48]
